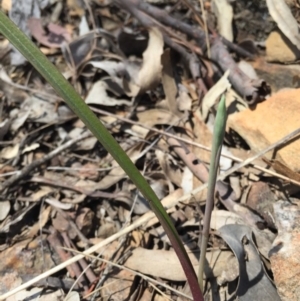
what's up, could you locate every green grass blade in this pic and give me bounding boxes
[0,10,203,301]
[198,94,227,290]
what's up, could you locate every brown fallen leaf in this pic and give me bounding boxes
[101,269,135,300]
[27,18,71,48]
[161,49,181,116]
[124,247,238,283]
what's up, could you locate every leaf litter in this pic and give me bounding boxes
[1,0,300,300]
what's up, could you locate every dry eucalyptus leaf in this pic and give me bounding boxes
[85,80,132,106]
[201,69,231,120]
[266,0,300,50]
[79,15,90,36]
[100,269,135,301]
[156,149,182,188]
[28,18,71,48]
[144,189,183,228]
[212,0,234,41]
[45,198,73,210]
[10,111,30,132]
[137,108,181,126]
[181,166,194,194]
[89,27,163,97]
[125,247,238,283]
[1,237,55,296]
[65,291,80,301]
[177,85,192,112]
[25,205,52,238]
[1,144,19,159]
[228,88,300,171]
[134,181,166,215]
[1,0,11,10]
[161,49,180,115]
[131,27,163,95]
[88,60,126,80]
[67,0,85,16]
[75,207,94,236]
[62,32,95,68]
[0,201,11,221]
[30,186,53,201]
[21,96,58,124]
[205,210,244,230]
[68,127,84,139]
[22,143,40,154]
[77,136,97,151]
[9,0,48,65]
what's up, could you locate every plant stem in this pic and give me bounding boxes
[197,94,227,291]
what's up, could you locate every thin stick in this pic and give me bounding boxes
[198,0,211,58]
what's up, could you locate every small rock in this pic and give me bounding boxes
[266,30,300,63]
[228,88,300,171]
[250,57,300,92]
[269,199,300,301]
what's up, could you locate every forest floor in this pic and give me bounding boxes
[0,0,300,300]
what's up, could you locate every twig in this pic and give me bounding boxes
[53,207,91,247]
[61,232,97,292]
[198,0,210,58]
[60,232,89,292]
[210,38,270,104]
[90,239,127,301]
[47,231,81,289]
[29,176,128,200]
